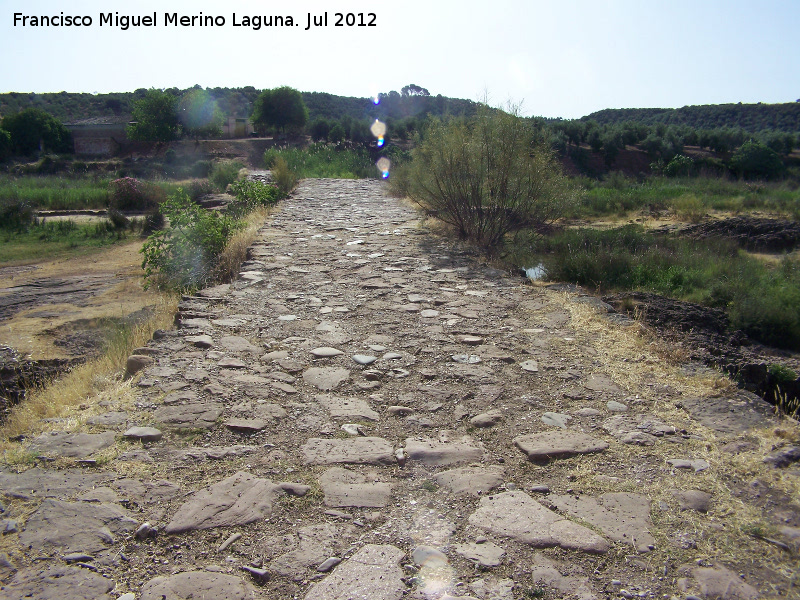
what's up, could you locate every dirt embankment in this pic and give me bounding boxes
[656,215,800,253]
[603,291,800,408]
[0,242,159,418]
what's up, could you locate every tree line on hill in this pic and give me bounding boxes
[583,102,800,132]
[0,85,797,181]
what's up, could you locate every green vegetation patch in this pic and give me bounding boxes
[264,143,377,179]
[511,225,800,350]
[0,175,111,211]
[573,175,800,219]
[0,219,135,263]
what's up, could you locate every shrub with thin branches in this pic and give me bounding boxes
[399,106,575,249]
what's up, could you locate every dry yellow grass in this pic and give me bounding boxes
[215,206,272,283]
[0,292,177,446]
[563,296,800,584]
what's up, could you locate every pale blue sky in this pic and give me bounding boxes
[1,0,798,118]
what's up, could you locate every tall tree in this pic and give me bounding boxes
[127,89,179,142]
[1,108,72,155]
[251,86,308,134]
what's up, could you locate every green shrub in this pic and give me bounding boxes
[209,160,245,191]
[108,177,165,211]
[271,157,298,195]
[402,106,575,248]
[730,140,785,180]
[2,108,72,155]
[664,155,695,177]
[185,178,214,200]
[140,189,242,291]
[0,128,11,161]
[107,207,130,229]
[0,199,36,231]
[192,160,213,178]
[227,179,283,217]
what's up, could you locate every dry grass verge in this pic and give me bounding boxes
[0,292,178,447]
[563,296,800,583]
[215,206,272,283]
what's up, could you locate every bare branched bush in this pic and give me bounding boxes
[401,105,575,248]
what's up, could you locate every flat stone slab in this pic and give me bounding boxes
[311,347,345,357]
[112,479,182,504]
[2,565,115,600]
[454,541,505,567]
[673,489,713,513]
[548,492,656,552]
[86,411,129,426]
[542,412,572,428]
[196,283,230,297]
[219,335,260,353]
[352,354,377,365]
[404,436,484,466]
[470,410,503,428]
[513,431,609,461]
[170,445,259,462]
[123,426,163,442]
[584,374,624,394]
[185,334,213,348]
[468,490,609,554]
[303,367,350,390]
[432,466,505,496]
[668,458,710,472]
[677,562,759,600]
[153,400,223,429]
[319,467,393,507]
[302,437,395,466]
[218,357,247,368]
[680,392,774,434]
[165,471,284,533]
[602,415,676,445]
[271,523,345,578]
[304,544,405,600]
[317,394,379,421]
[29,431,116,459]
[141,571,258,600]
[530,553,598,600]
[0,468,109,500]
[19,499,138,553]
[224,418,268,432]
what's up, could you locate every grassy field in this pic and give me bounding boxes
[0,175,111,210]
[572,174,800,220]
[264,143,377,179]
[0,175,193,212]
[0,219,139,264]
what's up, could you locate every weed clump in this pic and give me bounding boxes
[209,160,245,191]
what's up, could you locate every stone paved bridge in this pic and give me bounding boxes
[1,179,798,600]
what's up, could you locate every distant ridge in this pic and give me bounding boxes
[582,102,800,133]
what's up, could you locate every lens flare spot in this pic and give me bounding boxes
[377,136,385,147]
[373,95,381,105]
[376,157,391,180]
[370,119,387,139]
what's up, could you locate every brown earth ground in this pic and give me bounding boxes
[0,241,156,361]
